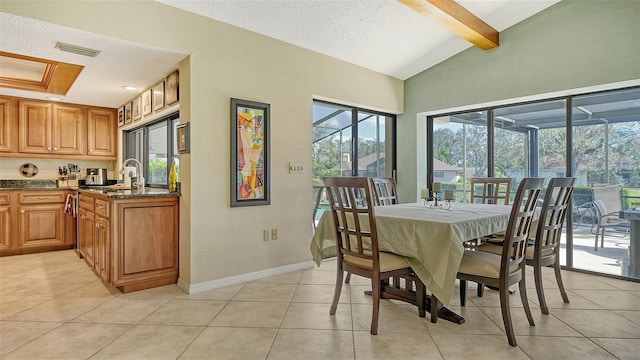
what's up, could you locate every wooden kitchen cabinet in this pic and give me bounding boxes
[78,207,95,267]
[0,190,76,256]
[77,191,179,292]
[0,192,10,251]
[19,100,83,155]
[87,107,116,158]
[53,104,84,155]
[1,96,116,160]
[0,96,15,153]
[17,191,67,250]
[95,215,110,281]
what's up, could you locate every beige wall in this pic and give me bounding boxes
[0,1,403,290]
[397,0,640,201]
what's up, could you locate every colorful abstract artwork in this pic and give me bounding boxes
[231,98,270,206]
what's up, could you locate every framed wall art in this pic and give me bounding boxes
[230,98,270,207]
[117,106,125,126]
[132,96,141,120]
[153,81,165,111]
[165,70,179,105]
[142,89,152,115]
[177,123,190,154]
[125,102,132,124]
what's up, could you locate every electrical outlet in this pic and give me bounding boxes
[263,229,270,241]
[271,228,278,240]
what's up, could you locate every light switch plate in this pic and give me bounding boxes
[289,162,303,174]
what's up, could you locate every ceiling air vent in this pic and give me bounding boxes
[55,42,101,57]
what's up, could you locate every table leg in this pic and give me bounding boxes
[364,287,465,324]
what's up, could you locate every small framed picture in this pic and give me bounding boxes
[132,96,141,120]
[142,89,152,115]
[125,102,132,124]
[166,70,179,105]
[153,81,165,111]
[117,106,125,126]
[177,123,190,154]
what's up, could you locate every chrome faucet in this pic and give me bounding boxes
[122,158,145,191]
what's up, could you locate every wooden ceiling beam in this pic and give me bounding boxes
[398,0,499,50]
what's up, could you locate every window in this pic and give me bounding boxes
[312,100,395,183]
[123,112,180,187]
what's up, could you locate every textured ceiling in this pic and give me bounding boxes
[157,0,560,80]
[0,1,559,107]
[0,12,187,108]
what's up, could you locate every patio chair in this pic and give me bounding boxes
[592,184,630,251]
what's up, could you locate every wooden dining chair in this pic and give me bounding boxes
[444,177,544,346]
[479,177,575,315]
[470,177,512,205]
[323,176,425,335]
[370,177,399,205]
[345,177,399,284]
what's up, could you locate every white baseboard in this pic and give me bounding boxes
[177,260,315,294]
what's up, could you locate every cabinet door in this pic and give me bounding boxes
[0,97,13,153]
[18,204,64,249]
[19,100,52,154]
[78,208,95,266]
[95,216,110,281]
[87,108,116,157]
[0,206,10,251]
[53,104,83,155]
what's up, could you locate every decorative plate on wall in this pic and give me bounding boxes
[19,163,39,177]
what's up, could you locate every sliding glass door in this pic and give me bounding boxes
[312,100,395,226]
[427,87,640,280]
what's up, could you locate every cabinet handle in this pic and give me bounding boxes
[53,147,58,151]
[47,147,52,151]
[20,209,25,214]
[38,196,46,199]
[89,149,93,152]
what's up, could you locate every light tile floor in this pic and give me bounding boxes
[1,250,639,360]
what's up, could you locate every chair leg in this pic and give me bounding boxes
[554,262,570,304]
[500,284,517,347]
[345,272,352,284]
[371,278,380,335]
[519,278,535,327]
[430,294,439,323]
[330,269,344,315]
[460,280,468,306]
[600,231,605,249]
[477,283,484,297]
[534,264,549,315]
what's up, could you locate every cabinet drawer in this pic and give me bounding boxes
[0,192,9,205]
[19,191,66,204]
[79,195,94,211]
[95,199,110,217]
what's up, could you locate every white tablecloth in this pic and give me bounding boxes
[310,202,512,305]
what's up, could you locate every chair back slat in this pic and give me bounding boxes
[501,178,544,279]
[536,178,575,252]
[470,178,512,205]
[324,177,379,266]
[370,177,398,206]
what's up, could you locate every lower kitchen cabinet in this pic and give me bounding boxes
[77,191,179,292]
[0,190,76,256]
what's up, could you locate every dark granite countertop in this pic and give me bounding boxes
[1,180,179,198]
[77,187,180,199]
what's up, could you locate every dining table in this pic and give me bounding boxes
[310,201,513,323]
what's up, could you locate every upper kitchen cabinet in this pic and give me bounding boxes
[0,96,15,153]
[19,99,83,156]
[87,107,116,158]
